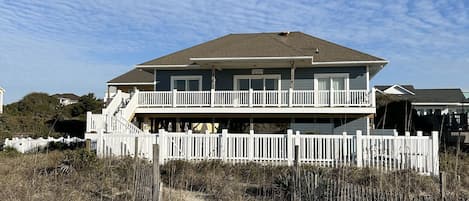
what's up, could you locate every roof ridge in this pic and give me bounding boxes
[139,33,233,65]
[268,34,311,55]
[298,32,385,61]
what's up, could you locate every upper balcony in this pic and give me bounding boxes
[132,89,376,114]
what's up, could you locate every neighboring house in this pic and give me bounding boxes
[376,85,468,115]
[464,91,469,99]
[53,93,80,106]
[88,32,388,135]
[0,87,4,114]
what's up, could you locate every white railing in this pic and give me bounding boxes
[103,90,130,116]
[106,115,145,135]
[92,129,439,175]
[121,90,139,120]
[86,112,104,132]
[137,89,373,108]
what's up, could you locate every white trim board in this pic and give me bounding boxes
[107,82,157,86]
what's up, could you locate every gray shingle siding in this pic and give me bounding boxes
[155,66,367,91]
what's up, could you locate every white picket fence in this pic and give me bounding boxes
[89,129,439,176]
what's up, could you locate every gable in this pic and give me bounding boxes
[383,85,415,95]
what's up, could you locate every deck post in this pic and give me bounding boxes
[432,131,439,176]
[248,130,254,161]
[172,89,177,107]
[86,111,92,132]
[287,129,293,166]
[277,87,282,107]
[210,88,215,107]
[288,88,293,107]
[248,88,253,107]
[356,130,363,167]
[371,88,376,107]
[221,129,227,162]
[393,129,398,168]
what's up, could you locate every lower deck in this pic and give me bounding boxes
[133,113,372,135]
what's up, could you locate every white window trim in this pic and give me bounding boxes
[170,75,203,91]
[233,74,281,90]
[313,73,349,91]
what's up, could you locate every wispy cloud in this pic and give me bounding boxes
[1,0,468,102]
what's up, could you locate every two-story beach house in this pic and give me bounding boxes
[87,32,388,136]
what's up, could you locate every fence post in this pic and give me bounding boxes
[186,130,192,161]
[134,136,139,159]
[248,88,253,107]
[85,139,91,152]
[393,129,398,169]
[221,129,227,162]
[287,129,293,166]
[356,130,363,167]
[440,171,446,201]
[432,131,440,176]
[292,144,300,201]
[248,130,254,161]
[98,129,104,157]
[416,131,423,137]
[158,129,165,165]
[342,132,347,165]
[204,130,210,159]
[152,144,160,201]
[172,89,177,107]
[288,88,293,107]
[210,88,215,107]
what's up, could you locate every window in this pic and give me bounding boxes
[314,73,349,91]
[233,75,281,90]
[170,76,202,91]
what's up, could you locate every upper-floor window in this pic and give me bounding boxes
[170,76,202,91]
[314,73,349,91]
[233,75,281,90]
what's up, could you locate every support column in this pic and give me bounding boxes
[175,118,181,132]
[211,65,216,90]
[290,61,296,89]
[211,117,216,133]
[249,117,254,131]
[153,69,158,91]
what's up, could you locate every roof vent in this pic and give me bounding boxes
[278,31,290,36]
[315,48,319,54]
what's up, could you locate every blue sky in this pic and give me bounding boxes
[1,0,468,103]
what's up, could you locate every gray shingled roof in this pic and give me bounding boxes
[376,85,466,103]
[140,32,385,66]
[413,89,466,103]
[108,68,154,84]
